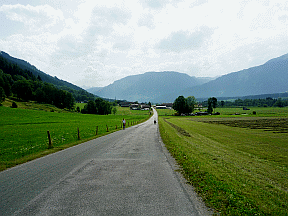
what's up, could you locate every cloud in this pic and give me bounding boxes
[140,0,169,9]
[156,27,213,53]
[0,4,64,32]
[138,13,155,29]
[113,42,131,51]
[190,0,209,7]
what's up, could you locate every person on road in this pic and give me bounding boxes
[122,118,126,130]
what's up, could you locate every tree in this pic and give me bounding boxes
[212,97,217,112]
[207,97,217,114]
[274,98,284,107]
[173,96,191,115]
[207,99,213,114]
[186,96,197,113]
[0,86,5,104]
[87,100,97,114]
[220,100,225,107]
[0,70,13,97]
[35,88,46,103]
[112,107,117,115]
[95,98,112,115]
[12,80,33,101]
[63,91,75,110]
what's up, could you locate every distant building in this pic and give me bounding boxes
[130,104,140,110]
[119,102,132,107]
[156,105,167,109]
[160,103,173,109]
[141,104,150,110]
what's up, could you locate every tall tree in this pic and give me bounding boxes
[207,97,217,114]
[173,96,191,115]
[186,96,197,113]
[12,80,33,101]
[0,86,5,104]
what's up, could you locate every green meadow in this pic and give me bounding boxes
[0,105,151,171]
[158,107,288,215]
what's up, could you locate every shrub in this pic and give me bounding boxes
[11,102,18,108]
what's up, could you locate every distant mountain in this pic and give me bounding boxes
[86,87,104,95]
[175,53,288,100]
[93,71,212,102]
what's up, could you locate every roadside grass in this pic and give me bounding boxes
[158,111,288,215]
[0,105,151,171]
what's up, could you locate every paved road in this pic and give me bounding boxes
[0,109,211,215]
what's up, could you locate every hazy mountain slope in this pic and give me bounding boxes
[164,53,288,101]
[94,71,208,102]
[86,87,103,95]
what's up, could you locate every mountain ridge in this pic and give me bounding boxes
[92,52,288,103]
[92,71,212,102]
[2,50,287,103]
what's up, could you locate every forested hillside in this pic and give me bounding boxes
[0,55,89,109]
[0,51,96,102]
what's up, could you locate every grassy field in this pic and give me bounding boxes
[0,104,151,171]
[158,107,288,215]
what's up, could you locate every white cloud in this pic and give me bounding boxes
[138,13,155,29]
[156,27,214,52]
[0,4,64,32]
[0,0,288,87]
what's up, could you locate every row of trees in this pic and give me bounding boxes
[218,97,288,108]
[80,98,113,115]
[0,67,74,109]
[173,96,218,115]
[173,95,288,116]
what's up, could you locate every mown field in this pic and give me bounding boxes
[157,107,288,215]
[0,104,151,171]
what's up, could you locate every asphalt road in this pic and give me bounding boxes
[0,109,211,215]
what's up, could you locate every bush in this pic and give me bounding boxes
[11,102,18,108]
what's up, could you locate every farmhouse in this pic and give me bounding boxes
[161,103,173,109]
[130,104,140,110]
[156,105,167,109]
[141,104,150,110]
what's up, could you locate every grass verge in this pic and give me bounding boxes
[158,115,288,215]
[0,104,151,171]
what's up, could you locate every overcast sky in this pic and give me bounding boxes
[1,0,288,88]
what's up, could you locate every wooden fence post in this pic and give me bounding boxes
[78,128,80,140]
[96,126,98,135]
[47,131,53,149]
[116,125,117,129]
[106,125,109,132]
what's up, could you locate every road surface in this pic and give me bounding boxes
[0,109,211,215]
